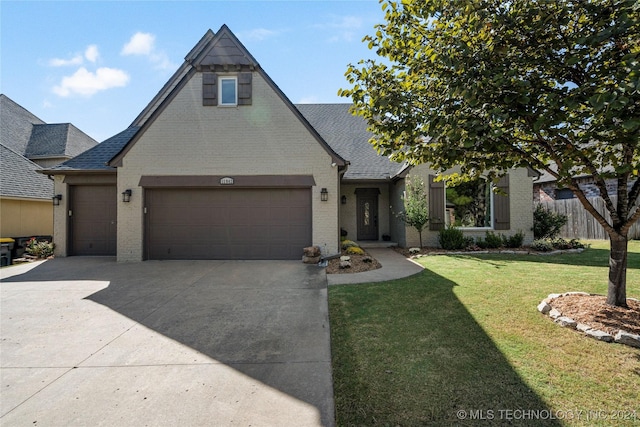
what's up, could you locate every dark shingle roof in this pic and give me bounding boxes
[25,123,97,159]
[0,143,53,199]
[295,104,403,180]
[0,94,46,155]
[45,126,140,172]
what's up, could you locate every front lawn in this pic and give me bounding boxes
[328,240,640,426]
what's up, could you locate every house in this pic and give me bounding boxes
[41,25,534,261]
[0,95,97,242]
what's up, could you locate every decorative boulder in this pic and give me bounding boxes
[409,247,421,254]
[585,329,614,342]
[340,256,351,261]
[554,317,577,329]
[614,331,640,348]
[303,246,321,257]
[537,301,552,315]
[339,261,351,269]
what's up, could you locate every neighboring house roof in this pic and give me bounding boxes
[25,123,97,159]
[296,104,404,180]
[0,143,52,199]
[0,94,46,155]
[43,127,140,173]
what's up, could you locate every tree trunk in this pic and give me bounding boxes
[607,234,628,307]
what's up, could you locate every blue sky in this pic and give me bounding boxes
[1,1,385,142]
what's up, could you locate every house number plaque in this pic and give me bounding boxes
[220,177,234,185]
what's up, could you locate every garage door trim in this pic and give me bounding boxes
[139,175,315,188]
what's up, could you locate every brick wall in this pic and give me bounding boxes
[117,71,340,261]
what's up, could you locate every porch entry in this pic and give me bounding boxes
[355,188,379,240]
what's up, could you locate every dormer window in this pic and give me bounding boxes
[219,77,237,106]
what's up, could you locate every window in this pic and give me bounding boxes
[219,77,237,106]
[445,178,493,228]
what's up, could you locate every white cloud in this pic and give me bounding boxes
[297,95,320,104]
[121,32,177,71]
[53,67,129,97]
[49,54,83,67]
[85,45,99,63]
[121,32,155,56]
[317,15,364,43]
[238,28,279,42]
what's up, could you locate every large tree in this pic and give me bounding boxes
[340,0,640,307]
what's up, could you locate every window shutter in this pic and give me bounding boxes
[237,72,252,105]
[203,72,217,106]
[494,174,510,230]
[428,175,445,231]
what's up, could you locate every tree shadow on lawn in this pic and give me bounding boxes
[447,246,640,270]
[329,269,563,426]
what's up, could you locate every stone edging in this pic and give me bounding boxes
[537,292,640,349]
[412,248,584,257]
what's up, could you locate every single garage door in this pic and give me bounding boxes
[145,188,311,260]
[70,185,117,255]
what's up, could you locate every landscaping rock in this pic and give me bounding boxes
[339,261,351,269]
[302,255,321,264]
[614,331,640,348]
[576,323,592,332]
[548,308,562,319]
[562,291,590,297]
[340,256,351,261]
[537,301,552,315]
[585,329,614,342]
[409,247,421,254]
[362,256,373,263]
[303,246,321,257]
[554,316,577,329]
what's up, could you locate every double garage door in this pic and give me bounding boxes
[145,188,311,260]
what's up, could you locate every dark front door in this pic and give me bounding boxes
[356,188,379,240]
[70,185,117,255]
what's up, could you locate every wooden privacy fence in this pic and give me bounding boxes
[539,196,640,240]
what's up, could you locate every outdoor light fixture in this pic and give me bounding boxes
[122,189,132,203]
[52,194,62,206]
[341,195,347,205]
[320,188,328,202]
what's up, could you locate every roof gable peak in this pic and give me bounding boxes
[192,25,259,71]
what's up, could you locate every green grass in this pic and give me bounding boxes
[329,240,640,426]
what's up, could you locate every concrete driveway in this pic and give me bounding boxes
[0,257,334,426]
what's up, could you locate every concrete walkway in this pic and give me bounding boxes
[1,257,334,426]
[327,248,424,286]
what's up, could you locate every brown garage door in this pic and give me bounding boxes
[70,185,117,255]
[145,188,311,260]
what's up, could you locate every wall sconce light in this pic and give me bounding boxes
[122,189,132,203]
[320,188,328,202]
[341,195,347,205]
[52,194,62,206]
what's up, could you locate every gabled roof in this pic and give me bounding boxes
[42,127,140,173]
[296,104,405,180]
[108,25,346,168]
[0,143,52,199]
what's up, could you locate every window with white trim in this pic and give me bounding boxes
[445,178,494,228]
[219,76,237,106]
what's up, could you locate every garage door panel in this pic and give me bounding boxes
[71,186,117,256]
[146,188,311,260]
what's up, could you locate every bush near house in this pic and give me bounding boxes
[25,237,55,259]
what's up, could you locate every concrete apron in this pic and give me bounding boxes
[0,257,334,426]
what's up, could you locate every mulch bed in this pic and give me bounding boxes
[549,294,640,335]
[326,251,382,274]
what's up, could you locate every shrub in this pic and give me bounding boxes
[551,238,586,250]
[345,246,365,255]
[533,204,567,239]
[438,226,467,250]
[25,238,55,259]
[483,231,503,249]
[531,239,554,252]
[341,240,359,250]
[502,231,525,248]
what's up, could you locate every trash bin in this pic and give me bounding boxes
[1,238,15,266]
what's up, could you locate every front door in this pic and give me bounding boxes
[356,188,379,240]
